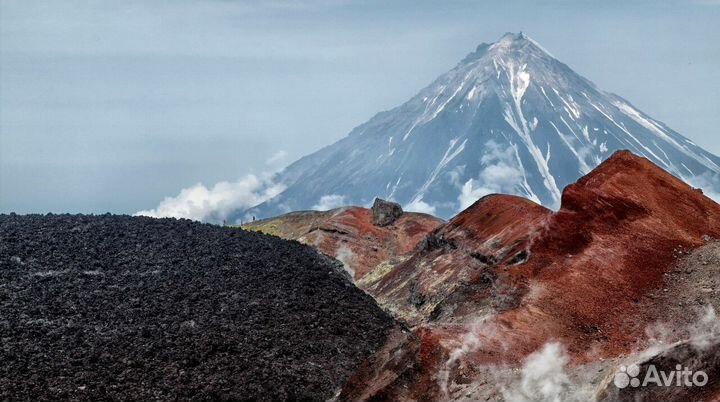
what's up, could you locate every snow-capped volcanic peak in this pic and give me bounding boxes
[238,33,720,220]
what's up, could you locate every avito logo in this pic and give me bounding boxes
[614,364,708,389]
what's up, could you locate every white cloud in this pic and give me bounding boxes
[404,198,437,215]
[458,141,524,210]
[265,150,289,169]
[135,174,285,223]
[311,194,346,210]
[684,172,720,203]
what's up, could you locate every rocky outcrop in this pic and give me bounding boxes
[371,198,404,227]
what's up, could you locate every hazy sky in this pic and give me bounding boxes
[1,0,719,214]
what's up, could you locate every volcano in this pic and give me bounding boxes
[239,32,720,220]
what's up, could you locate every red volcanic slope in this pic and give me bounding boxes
[301,207,443,279]
[244,207,443,280]
[343,150,720,401]
[365,194,552,325]
[505,150,720,359]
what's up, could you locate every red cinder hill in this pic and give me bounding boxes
[363,193,552,325]
[242,199,443,280]
[341,150,720,402]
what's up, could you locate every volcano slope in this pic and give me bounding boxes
[242,199,443,280]
[0,214,396,402]
[341,151,720,401]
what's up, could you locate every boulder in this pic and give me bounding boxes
[371,198,403,227]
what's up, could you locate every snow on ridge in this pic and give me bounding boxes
[503,61,562,206]
[614,100,720,172]
[549,121,592,174]
[413,137,468,203]
[235,33,720,221]
[526,35,555,58]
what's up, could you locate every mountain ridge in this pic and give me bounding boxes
[237,32,720,220]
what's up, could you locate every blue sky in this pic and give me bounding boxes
[1,0,719,214]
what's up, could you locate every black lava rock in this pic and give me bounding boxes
[0,214,395,402]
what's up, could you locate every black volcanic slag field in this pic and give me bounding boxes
[0,214,396,402]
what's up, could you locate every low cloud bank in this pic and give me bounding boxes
[136,151,290,224]
[312,194,346,211]
[135,174,285,224]
[685,172,720,203]
[405,198,436,215]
